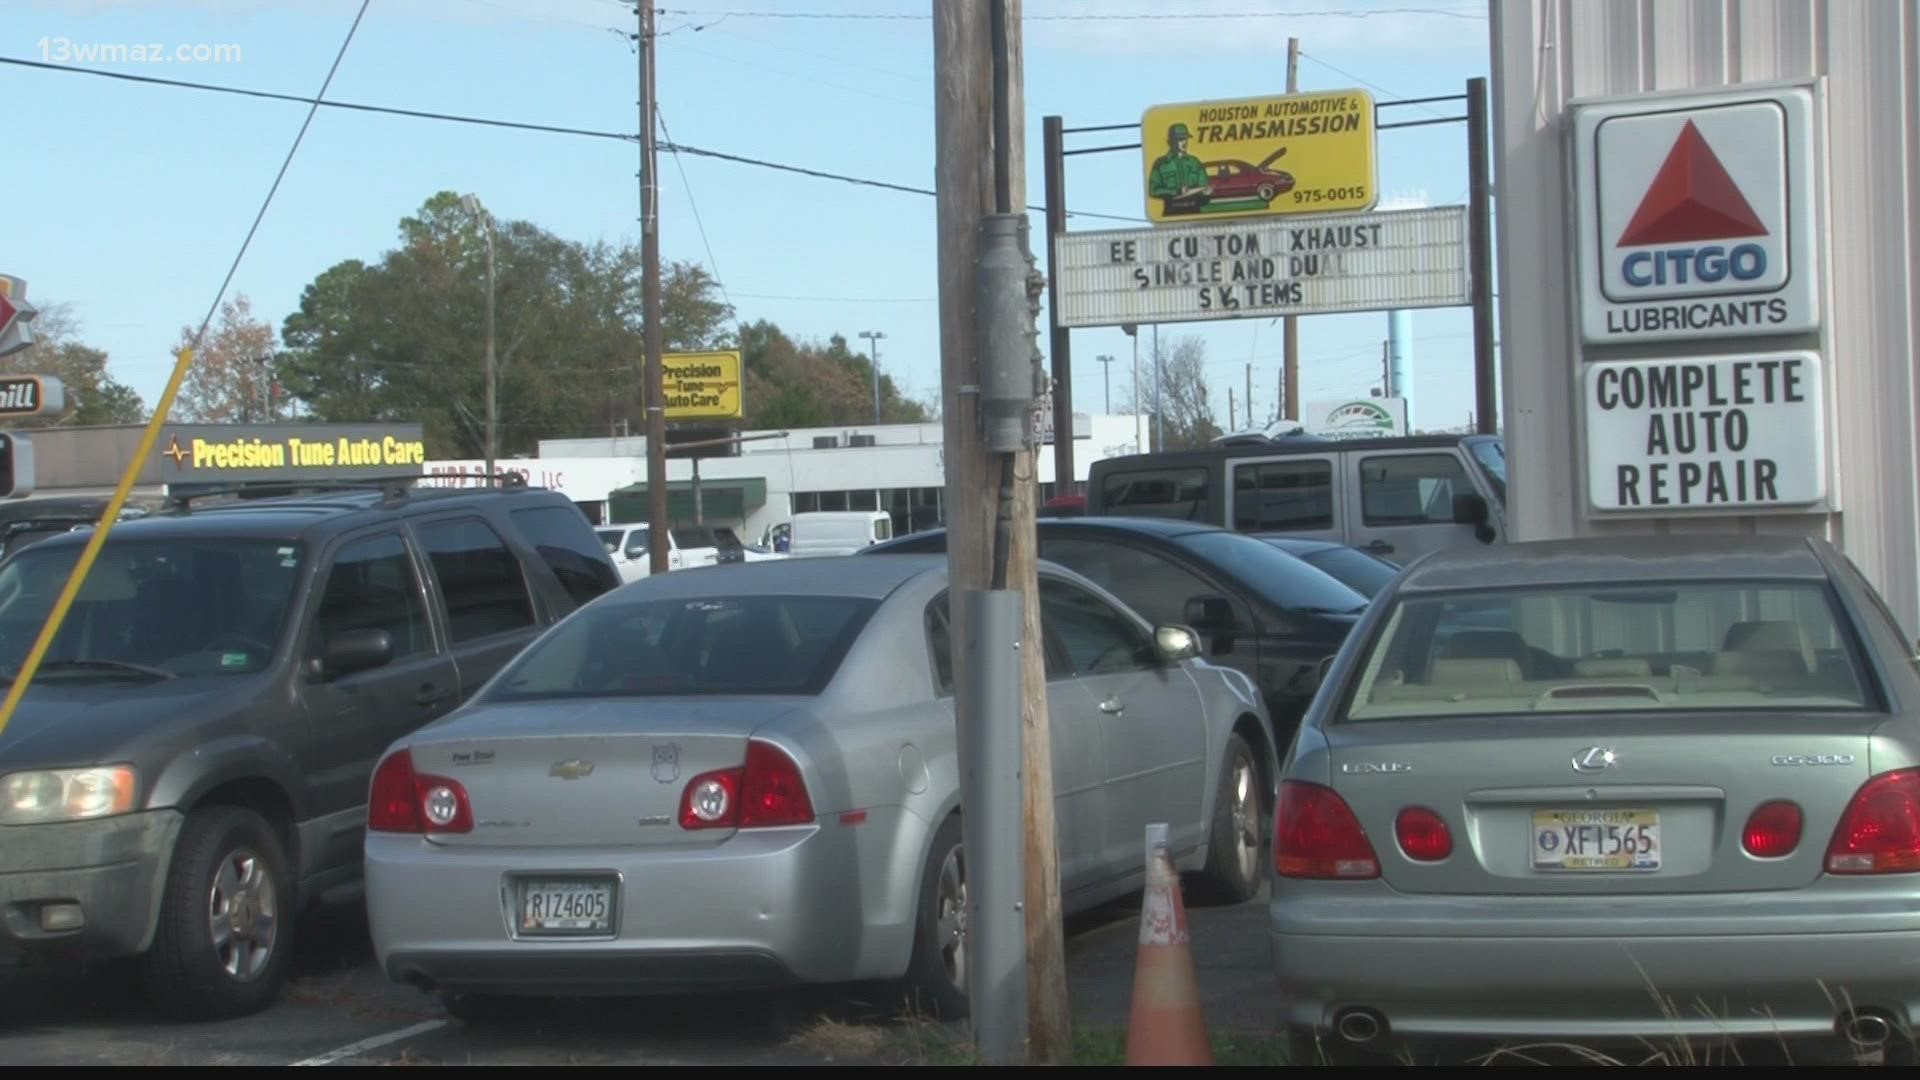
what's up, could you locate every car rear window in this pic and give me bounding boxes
[1342,580,1875,720]
[483,594,879,701]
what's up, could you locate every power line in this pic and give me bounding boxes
[0,55,1143,222]
[729,291,935,303]
[1300,50,1451,119]
[659,6,1485,20]
[654,103,739,324]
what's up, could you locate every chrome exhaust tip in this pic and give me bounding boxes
[1839,1011,1893,1048]
[1335,1007,1385,1044]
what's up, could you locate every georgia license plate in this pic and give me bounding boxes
[517,878,615,934]
[1531,809,1661,871]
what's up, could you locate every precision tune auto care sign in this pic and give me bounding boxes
[1582,352,1826,511]
[1571,84,1822,344]
[1051,205,1469,328]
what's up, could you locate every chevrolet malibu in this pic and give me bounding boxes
[1272,534,1920,1066]
[365,554,1273,1020]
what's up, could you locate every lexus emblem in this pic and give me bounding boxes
[1571,746,1618,773]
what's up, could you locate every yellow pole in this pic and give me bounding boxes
[0,346,198,738]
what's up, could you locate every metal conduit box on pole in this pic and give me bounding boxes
[975,214,1043,454]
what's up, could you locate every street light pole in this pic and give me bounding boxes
[462,193,498,482]
[1121,324,1141,452]
[859,330,886,425]
[1095,354,1113,413]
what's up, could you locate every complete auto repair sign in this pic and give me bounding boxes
[1569,82,1831,516]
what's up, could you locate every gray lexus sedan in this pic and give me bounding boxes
[1272,534,1920,1066]
[365,554,1273,1020]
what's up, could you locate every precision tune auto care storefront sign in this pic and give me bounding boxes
[1570,82,1832,516]
[155,423,428,485]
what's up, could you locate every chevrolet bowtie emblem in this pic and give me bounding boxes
[549,759,595,780]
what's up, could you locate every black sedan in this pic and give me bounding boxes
[1255,535,1401,599]
[864,516,1369,759]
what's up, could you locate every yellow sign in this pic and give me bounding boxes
[1141,89,1378,225]
[663,350,743,420]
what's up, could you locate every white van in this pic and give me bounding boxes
[788,510,894,557]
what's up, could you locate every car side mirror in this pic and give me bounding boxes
[312,628,393,680]
[1183,594,1236,630]
[1153,625,1201,664]
[1452,492,1496,544]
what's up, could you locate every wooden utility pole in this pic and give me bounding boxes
[638,1,669,574]
[933,0,1068,1063]
[1282,35,1301,421]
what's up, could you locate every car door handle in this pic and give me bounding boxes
[415,683,449,707]
[1098,697,1125,715]
[1364,540,1396,554]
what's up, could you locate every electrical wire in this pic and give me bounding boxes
[654,104,738,323]
[658,6,1486,21]
[0,56,1145,222]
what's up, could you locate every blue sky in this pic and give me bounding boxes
[8,0,1492,436]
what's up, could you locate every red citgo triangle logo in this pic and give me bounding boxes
[1617,120,1768,247]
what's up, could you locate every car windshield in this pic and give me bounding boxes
[1469,439,1507,505]
[484,593,879,701]
[0,538,304,679]
[1342,580,1874,721]
[1296,546,1398,599]
[1172,531,1369,615]
[594,529,622,553]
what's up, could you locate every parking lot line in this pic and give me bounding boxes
[288,1019,448,1066]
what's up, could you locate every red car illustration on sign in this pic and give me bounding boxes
[1202,147,1295,204]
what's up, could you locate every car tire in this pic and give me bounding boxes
[1192,732,1264,905]
[900,814,969,1020]
[1258,184,1276,202]
[139,806,294,1022]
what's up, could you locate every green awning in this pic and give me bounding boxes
[608,476,768,524]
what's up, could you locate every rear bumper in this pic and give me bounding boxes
[366,811,917,998]
[1269,888,1920,1043]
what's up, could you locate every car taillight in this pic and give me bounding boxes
[367,749,474,834]
[1395,806,1453,862]
[1742,800,1803,858]
[1826,769,1920,874]
[1275,780,1380,879]
[680,740,815,830]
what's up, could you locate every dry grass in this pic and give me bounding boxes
[786,1016,893,1060]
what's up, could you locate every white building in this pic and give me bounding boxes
[1491,1,1920,634]
[422,413,1148,543]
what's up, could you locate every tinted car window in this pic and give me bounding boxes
[1098,467,1207,519]
[1041,535,1218,629]
[314,533,430,660]
[1038,576,1152,675]
[485,594,878,700]
[1233,459,1333,531]
[415,517,535,643]
[0,538,302,677]
[926,592,955,696]
[1172,531,1369,615]
[1360,453,1471,526]
[510,506,621,606]
[1296,546,1398,599]
[1468,438,1506,504]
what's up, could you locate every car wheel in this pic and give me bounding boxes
[900,814,968,1019]
[1193,733,1264,905]
[1258,183,1276,202]
[140,806,294,1021]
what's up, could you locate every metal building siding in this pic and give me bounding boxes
[1490,0,1920,635]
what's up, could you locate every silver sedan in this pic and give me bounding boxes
[1272,534,1920,1065]
[364,553,1275,1019]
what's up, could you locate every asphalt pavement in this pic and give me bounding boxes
[0,882,1278,1066]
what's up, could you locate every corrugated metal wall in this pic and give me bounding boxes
[1490,0,1920,634]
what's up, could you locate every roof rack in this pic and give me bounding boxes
[162,471,530,513]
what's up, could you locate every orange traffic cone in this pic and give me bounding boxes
[1124,822,1214,1065]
